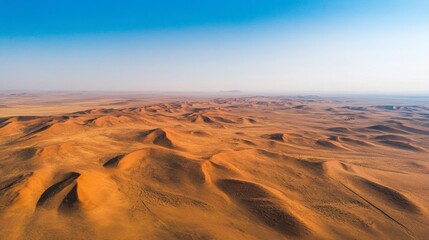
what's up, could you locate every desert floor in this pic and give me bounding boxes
[0,92,428,239]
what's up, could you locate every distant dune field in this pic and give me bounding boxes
[0,93,428,239]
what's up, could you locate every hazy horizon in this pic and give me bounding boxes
[2,89,429,97]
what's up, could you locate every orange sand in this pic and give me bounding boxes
[0,93,428,239]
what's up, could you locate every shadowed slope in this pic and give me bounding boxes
[217,179,310,237]
[138,128,173,148]
[36,172,80,208]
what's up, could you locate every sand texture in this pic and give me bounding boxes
[0,93,428,239]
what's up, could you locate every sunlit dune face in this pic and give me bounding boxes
[0,95,428,239]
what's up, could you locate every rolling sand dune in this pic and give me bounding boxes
[0,93,428,239]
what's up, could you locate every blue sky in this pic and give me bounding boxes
[1,0,428,93]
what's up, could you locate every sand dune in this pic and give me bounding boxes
[216,179,310,237]
[366,125,408,134]
[316,139,342,149]
[373,134,412,142]
[339,137,373,146]
[378,140,423,152]
[261,133,288,142]
[0,94,428,239]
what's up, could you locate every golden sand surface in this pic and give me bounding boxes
[0,92,428,239]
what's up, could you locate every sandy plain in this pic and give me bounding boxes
[0,92,428,239]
